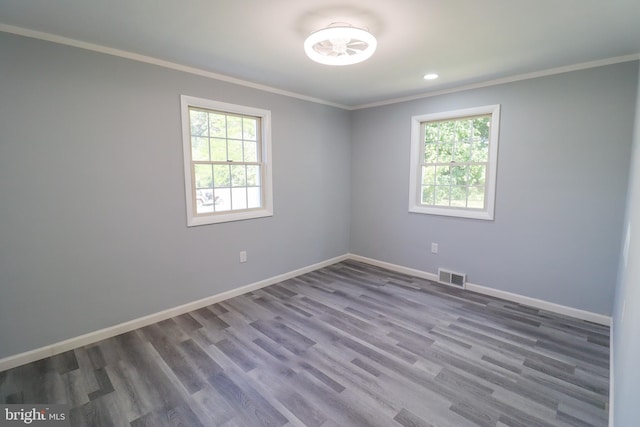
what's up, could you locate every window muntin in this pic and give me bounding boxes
[409,105,500,220]
[181,96,272,226]
[190,108,262,214]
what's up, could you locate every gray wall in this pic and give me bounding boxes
[0,34,352,359]
[350,62,638,315]
[612,64,640,426]
[1,31,637,362]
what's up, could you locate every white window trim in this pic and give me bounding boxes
[408,104,500,220]
[180,95,273,226]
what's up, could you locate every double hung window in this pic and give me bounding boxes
[409,105,500,220]
[181,96,273,226]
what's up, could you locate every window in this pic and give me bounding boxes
[408,105,500,220]
[181,95,273,226]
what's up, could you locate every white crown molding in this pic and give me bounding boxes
[0,24,350,110]
[352,53,640,110]
[1,23,638,111]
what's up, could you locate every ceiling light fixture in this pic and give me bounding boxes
[304,23,377,66]
[423,73,439,80]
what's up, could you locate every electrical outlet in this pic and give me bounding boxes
[239,250,247,263]
[431,243,438,254]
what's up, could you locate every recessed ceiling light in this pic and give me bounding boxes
[423,73,439,80]
[304,23,377,66]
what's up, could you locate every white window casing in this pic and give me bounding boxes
[408,104,500,220]
[181,95,273,226]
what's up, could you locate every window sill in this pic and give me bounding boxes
[187,208,273,227]
[408,205,494,220]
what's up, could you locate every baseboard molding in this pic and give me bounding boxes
[0,252,611,372]
[348,254,611,326]
[464,282,611,326]
[348,254,441,282]
[608,318,614,427]
[0,254,350,372]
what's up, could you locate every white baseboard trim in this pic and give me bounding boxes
[464,282,611,326]
[348,254,612,326]
[348,254,441,282]
[608,318,614,427]
[0,254,350,372]
[0,252,611,372]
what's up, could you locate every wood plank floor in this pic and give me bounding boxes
[0,260,610,426]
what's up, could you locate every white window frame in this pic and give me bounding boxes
[408,104,500,220]
[181,95,273,226]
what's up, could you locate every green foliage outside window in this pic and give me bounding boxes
[421,114,491,209]
[189,107,262,213]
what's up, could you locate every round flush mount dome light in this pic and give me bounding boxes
[304,23,377,66]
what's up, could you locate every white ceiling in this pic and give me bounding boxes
[1,0,639,108]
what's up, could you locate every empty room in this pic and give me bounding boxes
[1,1,640,426]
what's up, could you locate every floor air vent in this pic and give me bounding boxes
[438,268,466,288]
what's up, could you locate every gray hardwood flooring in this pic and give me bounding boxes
[0,260,610,426]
